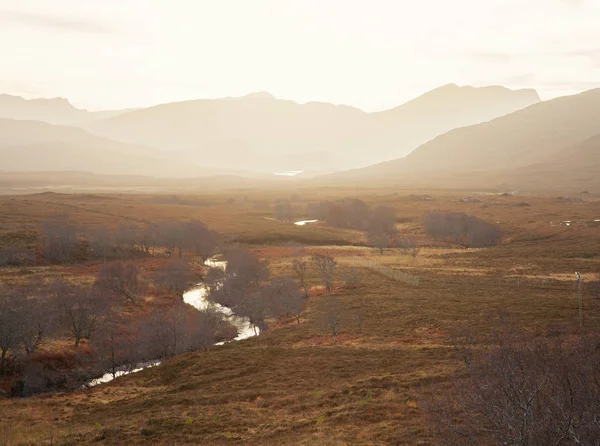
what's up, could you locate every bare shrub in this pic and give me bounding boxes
[307,199,396,232]
[138,223,161,255]
[156,259,199,296]
[368,229,390,255]
[95,261,144,305]
[184,220,219,261]
[291,257,310,297]
[423,327,600,445]
[270,278,305,324]
[397,236,417,255]
[57,284,108,347]
[0,247,35,267]
[18,296,55,356]
[114,223,139,253]
[41,216,79,263]
[0,291,21,374]
[320,296,344,342]
[85,226,113,262]
[352,310,365,333]
[424,211,501,247]
[273,199,297,223]
[311,254,336,293]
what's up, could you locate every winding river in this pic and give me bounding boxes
[85,257,257,387]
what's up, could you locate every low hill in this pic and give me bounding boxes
[83,85,540,174]
[0,119,222,178]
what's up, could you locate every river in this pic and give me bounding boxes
[85,257,257,387]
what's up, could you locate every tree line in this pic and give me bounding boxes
[0,217,220,266]
[0,256,225,395]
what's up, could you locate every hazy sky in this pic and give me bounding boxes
[1,0,599,111]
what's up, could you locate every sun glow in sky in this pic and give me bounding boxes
[1,0,599,111]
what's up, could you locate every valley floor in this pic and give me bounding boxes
[1,189,599,445]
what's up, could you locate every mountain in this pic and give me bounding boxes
[83,85,540,174]
[369,84,540,161]
[323,88,600,190]
[0,94,133,125]
[0,118,228,178]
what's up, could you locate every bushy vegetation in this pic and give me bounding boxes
[424,323,600,445]
[424,211,502,247]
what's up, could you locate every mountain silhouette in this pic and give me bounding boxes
[0,118,246,178]
[324,88,600,190]
[79,85,540,173]
[0,94,133,125]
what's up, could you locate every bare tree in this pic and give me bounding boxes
[291,257,310,297]
[271,278,305,324]
[156,259,199,296]
[320,296,344,342]
[41,216,79,263]
[138,223,161,255]
[367,229,389,255]
[86,226,113,262]
[273,200,296,223]
[19,296,55,356]
[185,220,219,261]
[237,291,271,334]
[114,223,139,254]
[140,310,174,359]
[0,291,21,374]
[58,285,106,347]
[311,254,336,293]
[95,261,143,305]
[397,236,417,255]
[352,310,364,333]
[189,308,223,349]
[424,211,501,247]
[223,246,270,287]
[157,221,186,257]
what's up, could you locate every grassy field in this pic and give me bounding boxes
[1,188,599,445]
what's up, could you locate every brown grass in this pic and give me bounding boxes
[0,188,599,445]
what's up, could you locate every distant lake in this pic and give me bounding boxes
[274,171,304,177]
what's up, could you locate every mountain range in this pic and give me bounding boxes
[0,118,266,179]
[0,84,540,176]
[327,88,600,191]
[3,84,598,191]
[0,94,133,125]
[82,85,540,173]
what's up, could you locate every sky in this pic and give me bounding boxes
[0,0,599,111]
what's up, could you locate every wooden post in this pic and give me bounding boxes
[576,272,583,342]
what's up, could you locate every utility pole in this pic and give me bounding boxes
[576,272,583,341]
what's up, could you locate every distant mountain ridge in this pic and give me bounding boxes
[323,88,600,191]
[0,94,134,125]
[76,84,540,173]
[0,118,259,178]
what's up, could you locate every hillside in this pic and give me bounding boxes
[325,88,600,190]
[0,119,219,178]
[83,86,540,174]
[0,94,132,125]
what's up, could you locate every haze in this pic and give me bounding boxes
[1,0,599,111]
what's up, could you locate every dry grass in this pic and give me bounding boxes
[1,188,599,445]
